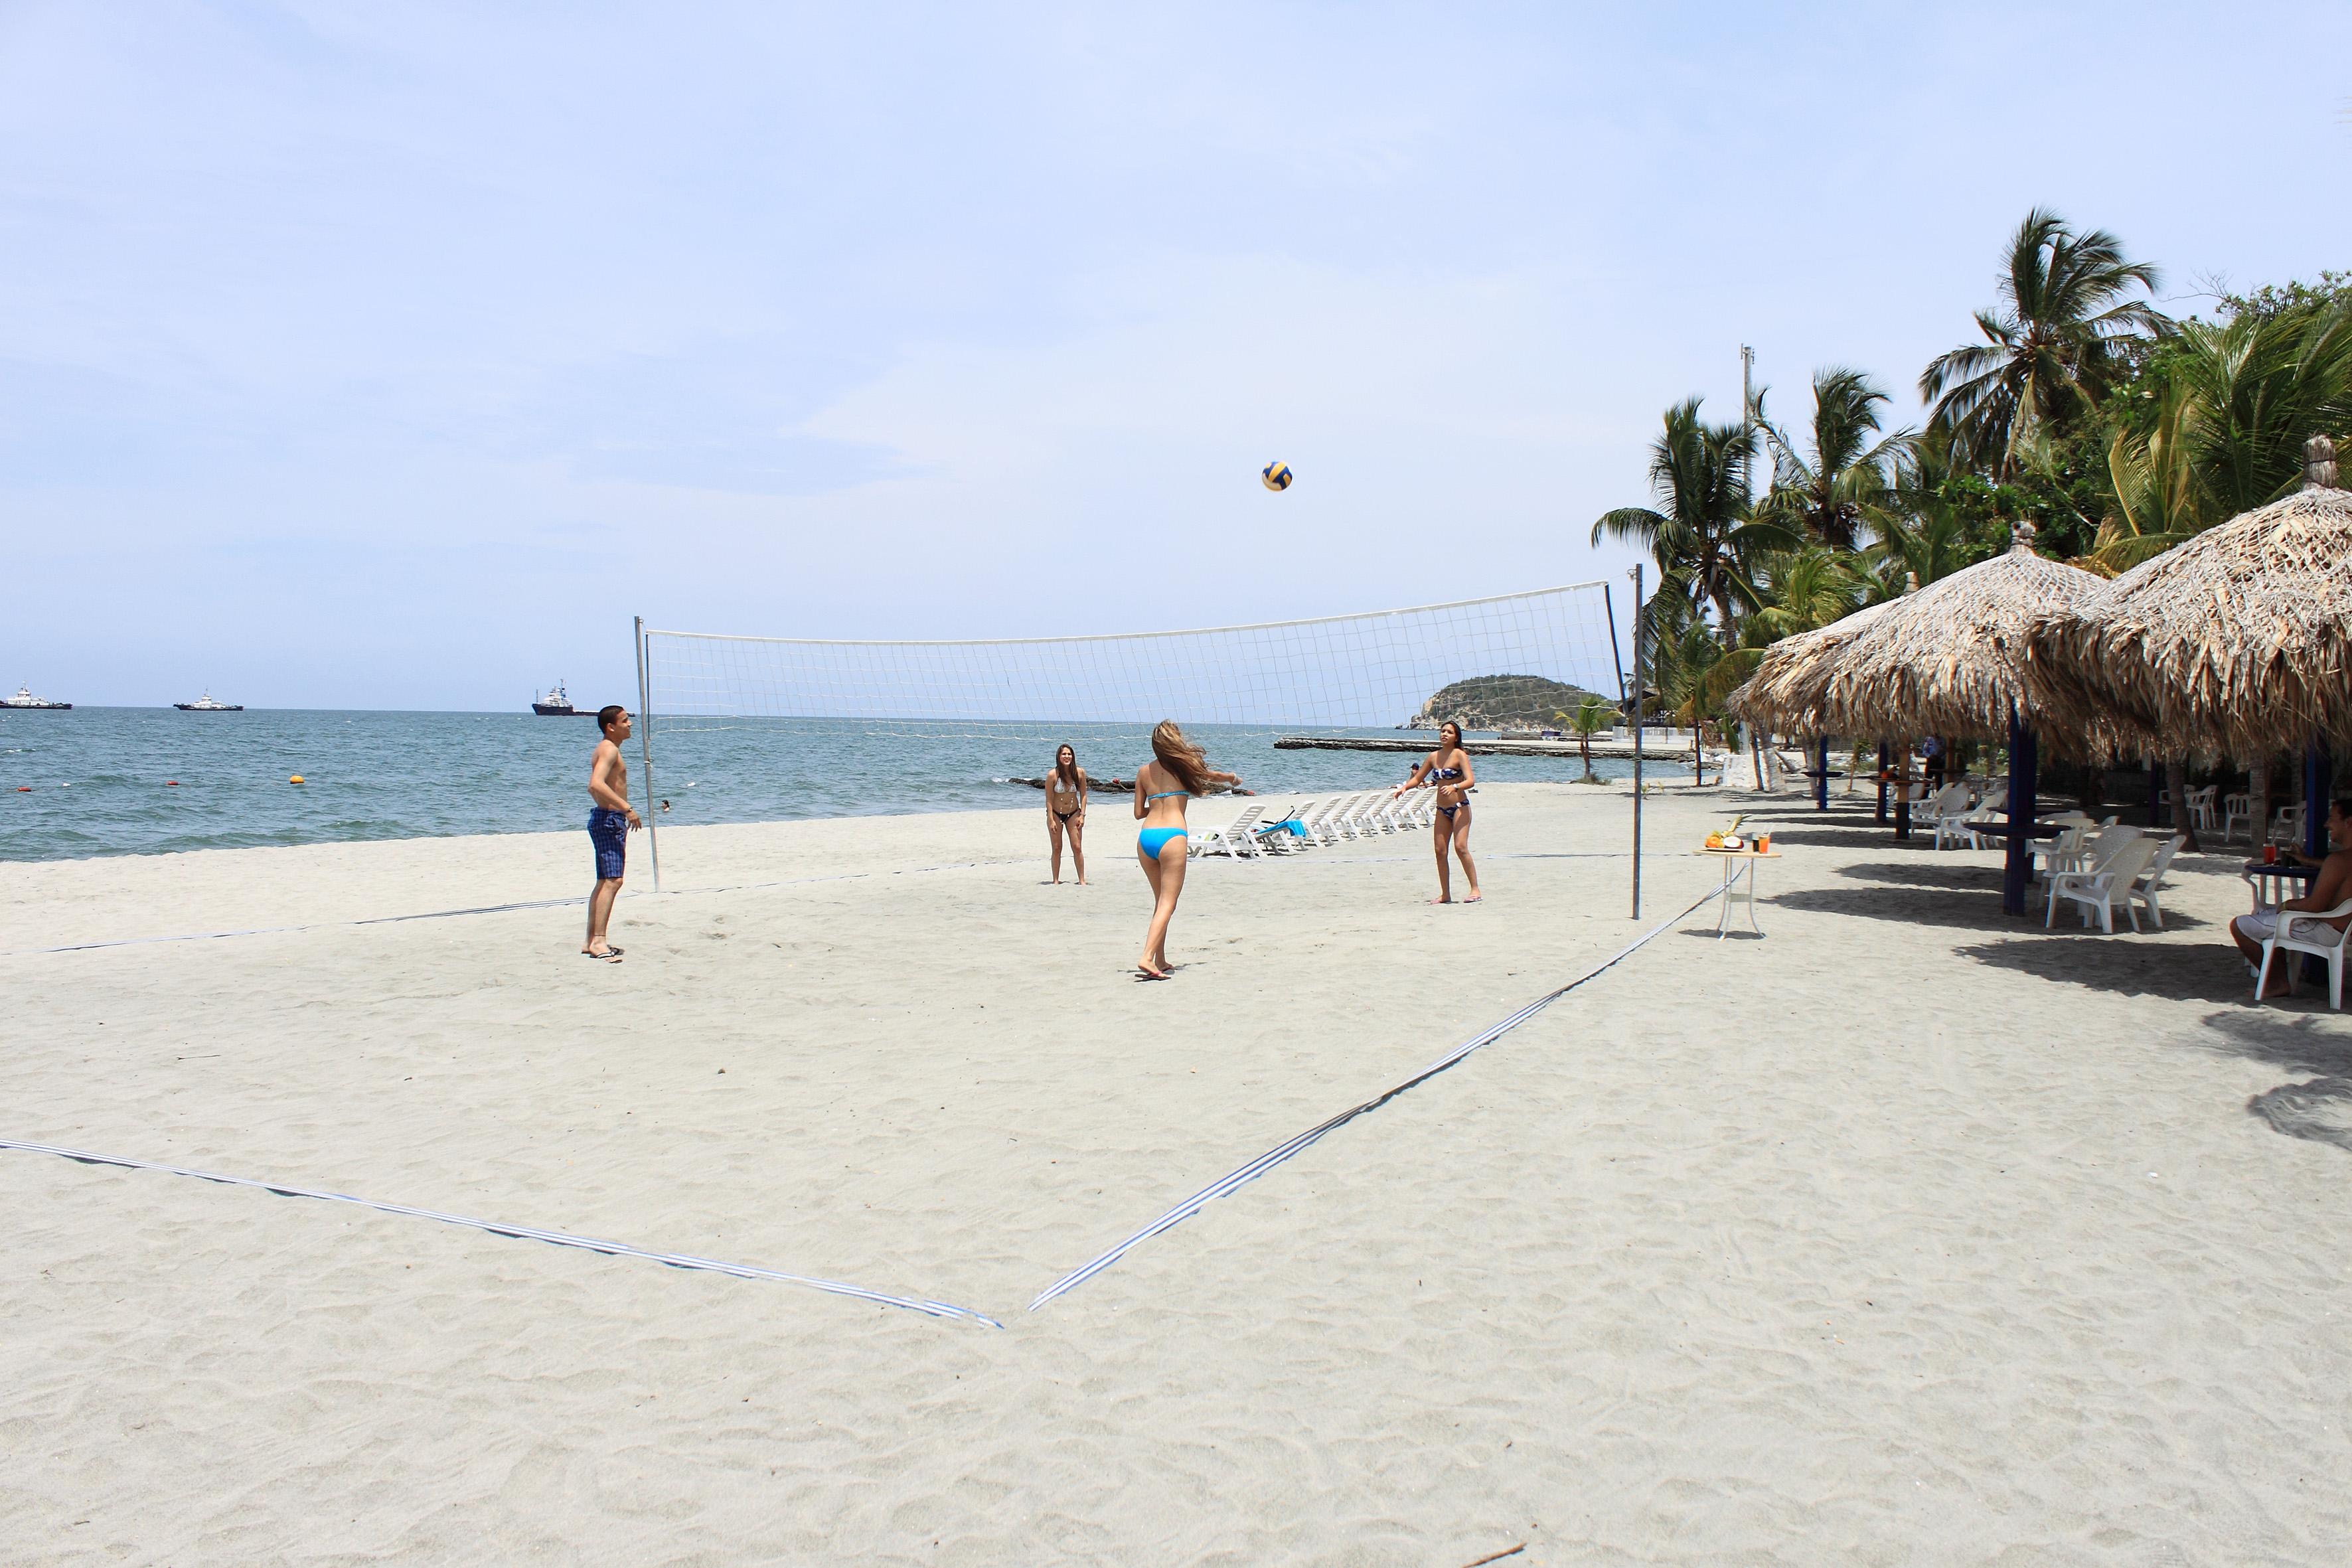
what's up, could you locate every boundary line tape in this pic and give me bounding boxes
[0,1138,1003,1329]
[1028,880,1725,1311]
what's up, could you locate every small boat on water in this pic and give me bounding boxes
[532,679,591,716]
[174,690,244,712]
[3,685,71,710]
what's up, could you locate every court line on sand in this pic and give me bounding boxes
[1028,880,1727,1312]
[0,1138,1004,1329]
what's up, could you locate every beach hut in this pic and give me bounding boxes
[1731,523,2121,913]
[2026,437,2352,860]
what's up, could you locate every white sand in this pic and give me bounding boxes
[5,783,2351,1564]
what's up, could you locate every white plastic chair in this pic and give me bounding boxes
[2039,817,2128,880]
[2254,899,2352,1010]
[1923,785,1975,848]
[2222,792,2252,844]
[2186,785,2219,833]
[2270,803,2306,847]
[2130,834,2186,930]
[1958,798,2005,850]
[2046,834,2161,932]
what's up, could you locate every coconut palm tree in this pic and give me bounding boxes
[1756,367,1913,552]
[1919,209,2163,479]
[1555,695,1621,782]
[2085,295,2352,574]
[1592,398,1792,630]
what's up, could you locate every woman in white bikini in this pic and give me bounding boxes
[1133,720,1241,979]
[1395,718,1481,903]
[1046,743,1088,885]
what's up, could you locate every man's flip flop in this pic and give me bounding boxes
[583,949,623,963]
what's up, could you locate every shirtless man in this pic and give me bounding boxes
[584,705,643,962]
[2233,795,2351,1000]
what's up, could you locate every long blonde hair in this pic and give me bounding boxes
[1150,720,1212,795]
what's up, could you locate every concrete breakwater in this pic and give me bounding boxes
[1275,734,1727,762]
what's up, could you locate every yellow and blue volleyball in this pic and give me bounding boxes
[1261,461,1293,492]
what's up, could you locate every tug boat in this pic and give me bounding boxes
[531,679,588,716]
[2,685,71,710]
[173,690,244,712]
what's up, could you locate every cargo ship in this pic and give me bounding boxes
[3,685,70,710]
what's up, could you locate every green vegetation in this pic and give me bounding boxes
[1597,208,2352,753]
[1411,674,1605,732]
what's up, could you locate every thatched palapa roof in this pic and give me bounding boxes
[2025,437,2352,761]
[1731,524,2121,755]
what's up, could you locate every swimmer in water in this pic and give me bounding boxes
[1046,743,1089,884]
[1395,718,1481,903]
[1133,720,1241,979]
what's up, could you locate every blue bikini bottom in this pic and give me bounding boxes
[1137,827,1187,860]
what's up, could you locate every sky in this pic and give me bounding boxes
[3,1,2348,710]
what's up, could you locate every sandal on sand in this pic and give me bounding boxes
[583,948,623,963]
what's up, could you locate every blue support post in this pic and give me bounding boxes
[1875,743,1890,824]
[2001,714,2038,916]
[1814,738,1829,811]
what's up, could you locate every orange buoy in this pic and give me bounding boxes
[166,780,181,787]
[13,785,27,793]
[289,775,305,784]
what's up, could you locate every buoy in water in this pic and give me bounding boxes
[13,785,27,793]
[289,775,305,784]
[166,780,180,787]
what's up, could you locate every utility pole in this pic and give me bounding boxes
[1741,344,1756,433]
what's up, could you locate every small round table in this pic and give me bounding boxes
[2243,858,2319,912]
[1699,845,1781,937]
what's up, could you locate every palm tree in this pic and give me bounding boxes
[1919,208,2163,478]
[1555,695,1621,782]
[1644,601,1745,786]
[1756,368,1912,552]
[2087,374,2203,575]
[1871,436,1999,594]
[1592,398,1790,630]
[2085,295,2352,574]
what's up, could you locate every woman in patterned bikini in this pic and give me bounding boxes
[1045,744,1089,885]
[1395,718,1481,903]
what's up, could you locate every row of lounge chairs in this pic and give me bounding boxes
[1188,787,1443,858]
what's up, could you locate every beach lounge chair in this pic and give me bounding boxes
[2250,897,2352,1010]
[2130,834,2187,930]
[2223,792,2253,844]
[1334,792,1386,838]
[1270,797,1335,851]
[1189,803,1266,858]
[1328,791,1381,842]
[1309,794,1358,844]
[2045,834,2161,933]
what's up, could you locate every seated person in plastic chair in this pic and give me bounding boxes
[2233,796,2352,999]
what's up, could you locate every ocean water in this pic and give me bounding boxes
[0,708,1658,862]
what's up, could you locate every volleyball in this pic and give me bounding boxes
[1261,461,1293,492]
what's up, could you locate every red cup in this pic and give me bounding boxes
[2263,843,2278,865]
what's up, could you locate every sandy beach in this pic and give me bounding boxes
[6,781,2350,1564]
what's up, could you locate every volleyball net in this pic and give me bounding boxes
[631,582,1628,884]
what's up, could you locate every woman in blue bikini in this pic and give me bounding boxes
[1133,720,1241,979]
[1395,719,1481,903]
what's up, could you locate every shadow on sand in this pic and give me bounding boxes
[2191,1011,2352,1153]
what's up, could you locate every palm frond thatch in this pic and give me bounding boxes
[2024,449,2352,759]
[1731,525,2127,756]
